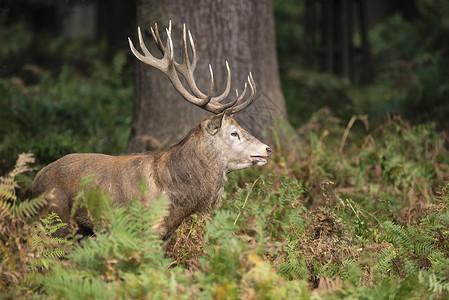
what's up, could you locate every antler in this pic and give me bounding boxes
[128,21,256,114]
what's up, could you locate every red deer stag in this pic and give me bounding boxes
[32,21,272,240]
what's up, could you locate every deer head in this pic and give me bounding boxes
[128,21,272,172]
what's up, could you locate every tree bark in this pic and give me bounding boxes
[127,0,288,153]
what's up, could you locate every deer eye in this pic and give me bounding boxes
[231,131,239,138]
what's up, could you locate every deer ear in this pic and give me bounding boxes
[205,113,226,135]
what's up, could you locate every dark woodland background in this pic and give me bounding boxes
[1,0,448,170]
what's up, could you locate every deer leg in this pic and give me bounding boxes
[48,189,73,237]
[159,204,191,241]
[73,206,94,236]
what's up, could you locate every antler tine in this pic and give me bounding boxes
[150,23,165,53]
[207,64,214,102]
[128,27,164,70]
[184,25,231,103]
[149,22,212,101]
[208,80,249,114]
[225,72,256,114]
[137,27,155,60]
[182,24,190,68]
[187,30,197,71]
[179,24,208,99]
[178,24,232,104]
[222,83,248,110]
[234,83,248,105]
[164,27,210,106]
[209,60,231,104]
[159,22,231,104]
[165,28,174,62]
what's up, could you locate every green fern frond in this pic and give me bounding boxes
[402,257,419,274]
[278,239,307,280]
[14,193,48,219]
[20,271,44,290]
[429,251,449,279]
[38,212,67,235]
[31,234,44,247]
[50,237,68,244]
[72,175,113,229]
[27,212,72,273]
[278,258,307,281]
[64,188,168,273]
[375,246,396,277]
[32,234,69,249]
[419,271,449,295]
[381,221,413,248]
[44,270,117,300]
[414,241,435,258]
[29,257,54,271]
[43,248,67,259]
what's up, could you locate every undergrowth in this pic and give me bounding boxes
[0,23,133,174]
[0,153,74,296]
[3,116,448,299]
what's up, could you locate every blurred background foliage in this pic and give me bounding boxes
[275,0,449,128]
[0,0,448,172]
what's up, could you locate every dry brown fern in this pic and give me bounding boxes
[0,153,55,292]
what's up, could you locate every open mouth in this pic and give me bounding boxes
[250,156,268,164]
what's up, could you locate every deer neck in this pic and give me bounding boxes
[166,125,226,178]
[160,125,227,211]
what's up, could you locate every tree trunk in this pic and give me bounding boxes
[126,0,288,153]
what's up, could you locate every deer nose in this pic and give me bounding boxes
[266,147,273,157]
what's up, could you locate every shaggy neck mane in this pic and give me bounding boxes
[160,124,226,214]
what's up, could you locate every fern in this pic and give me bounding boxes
[14,193,49,219]
[429,251,449,279]
[375,246,396,278]
[0,154,75,296]
[418,271,449,295]
[66,178,167,270]
[72,175,113,229]
[414,241,435,258]
[28,212,71,272]
[381,221,413,249]
[0,153,34,201]
[278,240,308,280]
[0,153,45,220]
[0,196,13,219]
[0,177,16,204]
[37,182,176,299]
[38,211,67,235]
[203,210,242,281]
[378,218,449,282]
[43,248,67,259]
[44,270,117,300]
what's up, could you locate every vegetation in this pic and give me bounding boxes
[0,22,133,173]
[1,0,449,298]
[275,0,449,128]
[2,120,449,298]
